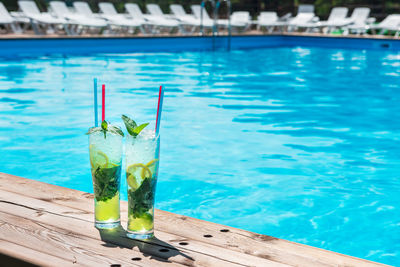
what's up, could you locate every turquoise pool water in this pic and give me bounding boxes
[1,46,399,265]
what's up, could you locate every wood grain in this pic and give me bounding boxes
[0,240,74,267]
[0,188,287,267]
[0,172,391,267]
[0,211,177,267]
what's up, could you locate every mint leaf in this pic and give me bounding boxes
[101,120,108,131]
[101,120,108,138]
[133,123,149,136]
[109,125,124,137]
[122,115,149,137]
[128,178,155,218]
[122,115,137,136]
[92,165,121,202]
[86,123,124,138]
[86,127,101,135]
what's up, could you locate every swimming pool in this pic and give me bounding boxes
[1,36,399,265]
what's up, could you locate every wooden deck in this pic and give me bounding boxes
[0,173,389,267]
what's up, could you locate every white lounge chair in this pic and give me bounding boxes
[369,14,400,37]
[218,11,251,32]
[18,1,73,35]
[98,2,143,34]
[0,2,23,33]
[342,7,371,35]
[257,12,278,32]
[257,12,292,33]
[286,4,318,32]
[72,1,110,33]
[170,3,213,32]
[170,4,196,24]
[191,5,216,29]
[287,14,317,32]
[191,5,250,32]
[145,4,181,33]
[308,7,349,33]
[125,3,164,34]
[49,1,107,35]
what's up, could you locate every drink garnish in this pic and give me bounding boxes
[86,120,124,139]
[122,115,149,137]
[93,164,120,202]
[126,159,157,219]
[128,177,154,218]
[89,145,121,202]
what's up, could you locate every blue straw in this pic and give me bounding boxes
[94,78,98,127]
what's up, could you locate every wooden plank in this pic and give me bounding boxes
[0,173,389,267]
[0,240,75,267]
[0,211,178,267]
[0,189,288,267]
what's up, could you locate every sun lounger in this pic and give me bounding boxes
[72,1,109,27]
[170,4,212,29]
[286,4,318,32]
[98,2,143,34]
[0,2,23,33]
[257,12,284,32]
[170,4,196,23]
[191,5,250,32]
[145,4,181,33]
[125,3,168,34]
[287,14,317,32]
[218,11,251,32]
[49,1,107,35]
[307,7,349,33]
[341,7,371,35]
[191,4,216,29]
[369,14,400,36]
[18,0,69,35]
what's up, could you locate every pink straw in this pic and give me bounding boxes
[155,85,164,135]
[102,84,105,122]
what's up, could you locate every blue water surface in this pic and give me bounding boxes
[1,46,400,265]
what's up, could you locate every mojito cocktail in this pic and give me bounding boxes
[88,122,123,229]
[123,114,159,240]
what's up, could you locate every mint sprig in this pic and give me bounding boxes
[101,120,108,138]
[86,121,124,139]
[128,178,155,218]
[122,115,149,137]
[93,164,121,202]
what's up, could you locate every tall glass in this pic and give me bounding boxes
[88,130,123,229]
[125,130,160,239]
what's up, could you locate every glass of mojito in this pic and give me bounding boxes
[122,115,159,239]
[87,121,124,229]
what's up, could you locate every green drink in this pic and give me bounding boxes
[122,115,159,239]
[87,121,124,229]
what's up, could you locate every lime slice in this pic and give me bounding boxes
[91,151,109,169]
[127,163,152,180]
[107,162,119,168]
[127,173,138,190]
[142,159,158,178]
[90,145,109,169]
